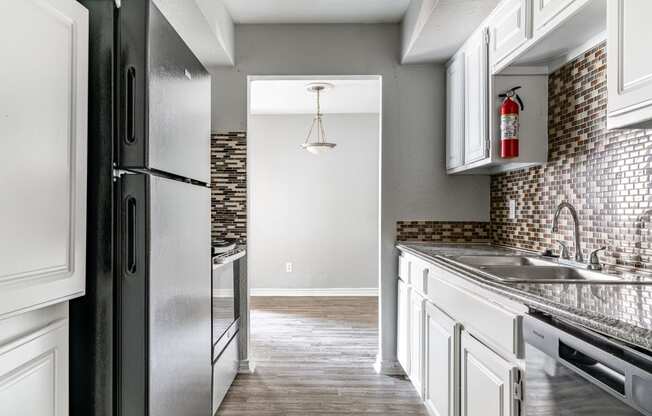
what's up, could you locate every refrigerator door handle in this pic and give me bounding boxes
[125,66,136,145]
[125,195,137,274]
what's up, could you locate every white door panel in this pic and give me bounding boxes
[460,331,519,416]
[0,0,88,317]
[409,291,425,397]
[424,303,458,416]
[532,0,577,33]
[489,0,530,68]
[464,29,489,164]
[608,0,652,119]
[397,279,410,374]
[0,318,69,416]
[446,54,465,170]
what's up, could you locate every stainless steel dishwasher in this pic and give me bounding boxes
[524,312,652,416]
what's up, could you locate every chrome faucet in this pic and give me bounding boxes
[551,201,583,263]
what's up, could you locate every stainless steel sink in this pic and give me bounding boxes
[475,265,620,283]
[451,255,556,267]
[441,253,652,283]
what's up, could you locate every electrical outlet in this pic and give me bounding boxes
[285,262,293,273]
[509,199,516,220]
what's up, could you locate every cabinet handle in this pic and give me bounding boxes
[125,196,137,275]
[125,66,136,144]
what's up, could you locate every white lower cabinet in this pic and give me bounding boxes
[409,290,425,397]
[460,331,521,416]
[396,251,525,416]
[0,304,69,416]
[424,303,459,416]
[397,278,411,375]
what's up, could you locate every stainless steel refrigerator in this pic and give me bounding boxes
[70,1,212,415]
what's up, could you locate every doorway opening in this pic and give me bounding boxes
[219,75,395,413]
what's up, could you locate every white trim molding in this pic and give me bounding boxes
[373,356,405,376]
[250,288,378,297]
[238,359,256,374]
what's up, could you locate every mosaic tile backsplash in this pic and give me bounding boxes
[211,132,247,244]
[491,43,652,268]
[396,221,491,243]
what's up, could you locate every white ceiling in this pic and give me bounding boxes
[250,79,381,115]
[402,0,501,63]
[222,0,411,24]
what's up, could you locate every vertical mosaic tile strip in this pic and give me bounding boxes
[211,132,247,244]
[491,43,652,267]
[396,221,491,243]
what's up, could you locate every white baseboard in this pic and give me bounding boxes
[238,359,256,374]
[250,287,378,297]
[374,356,405,376]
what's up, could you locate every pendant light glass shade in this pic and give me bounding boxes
[302,83,336,154]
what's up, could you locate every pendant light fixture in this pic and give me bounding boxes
[302,82,336,155]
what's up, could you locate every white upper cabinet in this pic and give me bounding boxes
[460,331,521,416]
[446,53,465,170]
[532,0,577,33]
[607,0,652,129]
[446,0,608,174]
[488,0,531,71]
[464,29,489,165]
[0,0,88,318]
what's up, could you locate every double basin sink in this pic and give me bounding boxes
[443,254,647,284]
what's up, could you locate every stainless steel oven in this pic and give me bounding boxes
[524,312,652,416]
[212,251,245,348]
[211,249,246,412]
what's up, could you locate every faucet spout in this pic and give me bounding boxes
[552,201,583,263]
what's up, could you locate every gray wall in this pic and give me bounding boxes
[248,113,379,290]
[208,24,490,370]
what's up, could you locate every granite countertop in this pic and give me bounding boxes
[212,246,246,267]
[397,242,652,352]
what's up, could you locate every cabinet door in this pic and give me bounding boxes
[397,279,411,375]
[0,318,69,416]
[460,332,521,416]
[488,0,530,69]
[409,291,425,397]
[0,0,88,318]
[532,0,577,33]
[464,29,489,164]
[607,0,652,128]
[424,303,459,416]
[446,53,465,170]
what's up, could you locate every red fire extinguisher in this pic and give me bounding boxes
[499,86,524,159]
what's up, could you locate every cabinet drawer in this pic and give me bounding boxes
[428,276,523,358]
[212,332,239,414]
[411,259,429,295]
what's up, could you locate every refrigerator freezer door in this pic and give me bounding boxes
[117,173,211,416]
[118,0,211,183]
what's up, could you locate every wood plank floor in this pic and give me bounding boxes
[217,296,428,416]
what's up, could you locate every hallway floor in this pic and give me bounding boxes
[216,296,428,415]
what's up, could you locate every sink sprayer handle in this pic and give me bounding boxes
[588,246,606,270]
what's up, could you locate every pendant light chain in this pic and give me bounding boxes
[316,88,326,144]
